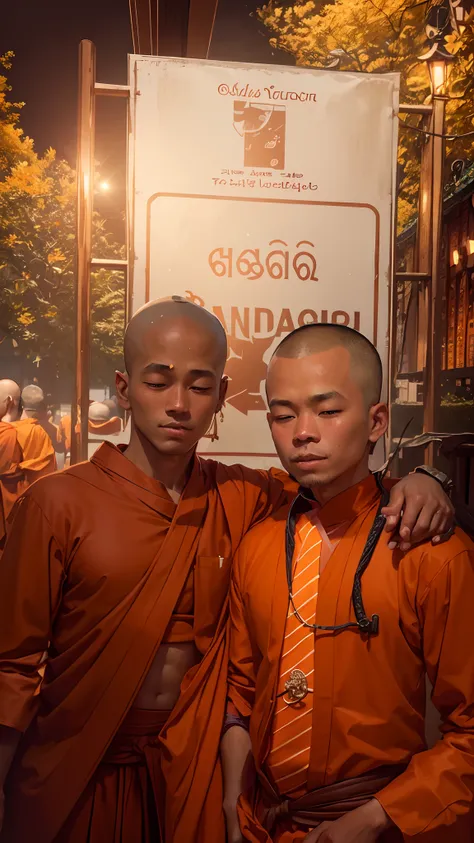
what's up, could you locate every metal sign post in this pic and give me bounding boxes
[72,41,130,465]
[72,40,95,465]
[73,1,221,465]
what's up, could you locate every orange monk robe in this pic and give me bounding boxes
[58,415,72,451]
[0,443,291,843]
[40,418,65,453]
[227,476,474,842]
[13,417,56,483]
[88,417,122,435]
[58,415,81,455]
[0,421,24,544]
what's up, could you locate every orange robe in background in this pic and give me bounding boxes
[58,415,81,456]
[58,415,72,452]
[88,417,122,435]
[13,417,56,483]
[0,421,24,544]
[0,443,291,843]
[228,476,474,842]
[40,418,65,454]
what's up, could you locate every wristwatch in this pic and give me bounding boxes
[413,465,454,495]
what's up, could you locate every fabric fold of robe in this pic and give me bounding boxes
[54,708,170,843]
[88,417,122,435]
[13,417,56,482]
[0,421,24,545]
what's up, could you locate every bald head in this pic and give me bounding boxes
[124,297,227,375]
[0,379,21,405]
[271,324,382,406]
[103,398,118,414]
[89,402,112,422]
[22,384,46,410]
[0,379,21,422]
[117,296,228,457]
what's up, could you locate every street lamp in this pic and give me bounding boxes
[417,26,456,458]
[420,43,455,98]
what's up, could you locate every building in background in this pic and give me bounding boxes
[393,166,474,515]
[394,164,474,437]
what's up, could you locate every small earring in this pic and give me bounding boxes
[219,408,224,423]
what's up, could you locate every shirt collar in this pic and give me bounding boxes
[299,474,381,530]
[91,441,202,520]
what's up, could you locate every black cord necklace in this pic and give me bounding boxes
[286,472,390,637]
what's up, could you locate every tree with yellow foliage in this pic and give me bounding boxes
[0,52,125,386]
[258,0,474,229]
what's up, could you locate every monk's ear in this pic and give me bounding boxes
[217,375,228,411]
[115,370,131,411]
[368,402,388,446]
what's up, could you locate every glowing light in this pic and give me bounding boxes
[468,240,474,256]
[452,249,459,266]
[430,60,447,96]
[99,180,111,192]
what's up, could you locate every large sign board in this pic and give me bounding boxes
[128,56,399,468]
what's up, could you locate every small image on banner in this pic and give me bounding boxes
[233,101,286,169]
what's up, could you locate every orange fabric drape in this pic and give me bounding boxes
[13,418,56,483]
[0,421,24,544]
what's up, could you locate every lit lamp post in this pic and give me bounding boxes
[418,21,456,462]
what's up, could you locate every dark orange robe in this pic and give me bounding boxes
[0,443,290,843]
[227,476,474,842]
[0,421,24,544]
[13,417,57,483]
[58,415,73,452]
[39,418,65,453]
[88,417,122,435]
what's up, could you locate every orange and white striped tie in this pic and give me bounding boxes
[267,513,322,797]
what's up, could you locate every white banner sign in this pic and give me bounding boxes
[128,56,399,468]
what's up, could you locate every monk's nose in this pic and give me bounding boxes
[293,413,320,444]
[167,385,190,415]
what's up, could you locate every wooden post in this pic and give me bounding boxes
[72,40,95,464]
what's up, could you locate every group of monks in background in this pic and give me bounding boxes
[0,380,124,541]
[0,297,472,843]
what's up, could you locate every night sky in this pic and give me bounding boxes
[2,0,291,242]
[3,0,292,162]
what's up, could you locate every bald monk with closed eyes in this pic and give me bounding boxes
[0,298,454,843]
[223,324,474,843]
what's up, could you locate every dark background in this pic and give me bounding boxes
[2,0,291,165]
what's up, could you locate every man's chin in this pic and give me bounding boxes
[293,469,334,489]
[153,436,198,456]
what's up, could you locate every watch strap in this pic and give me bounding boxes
[414,465,453,494]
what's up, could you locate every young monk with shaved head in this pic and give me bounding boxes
[223,324,474,843]
[13,384,57,482]
[0,301,454,843]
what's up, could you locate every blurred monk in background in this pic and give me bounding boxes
[12,384,56,483]
[88,401,122,435]
[0,382,24,547]
[0,299,454,843]
[58,411,80,459]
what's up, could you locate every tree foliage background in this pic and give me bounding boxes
[0,51,125,393]
[258,0,474,231]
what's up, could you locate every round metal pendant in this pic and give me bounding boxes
[283,668,310,703]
